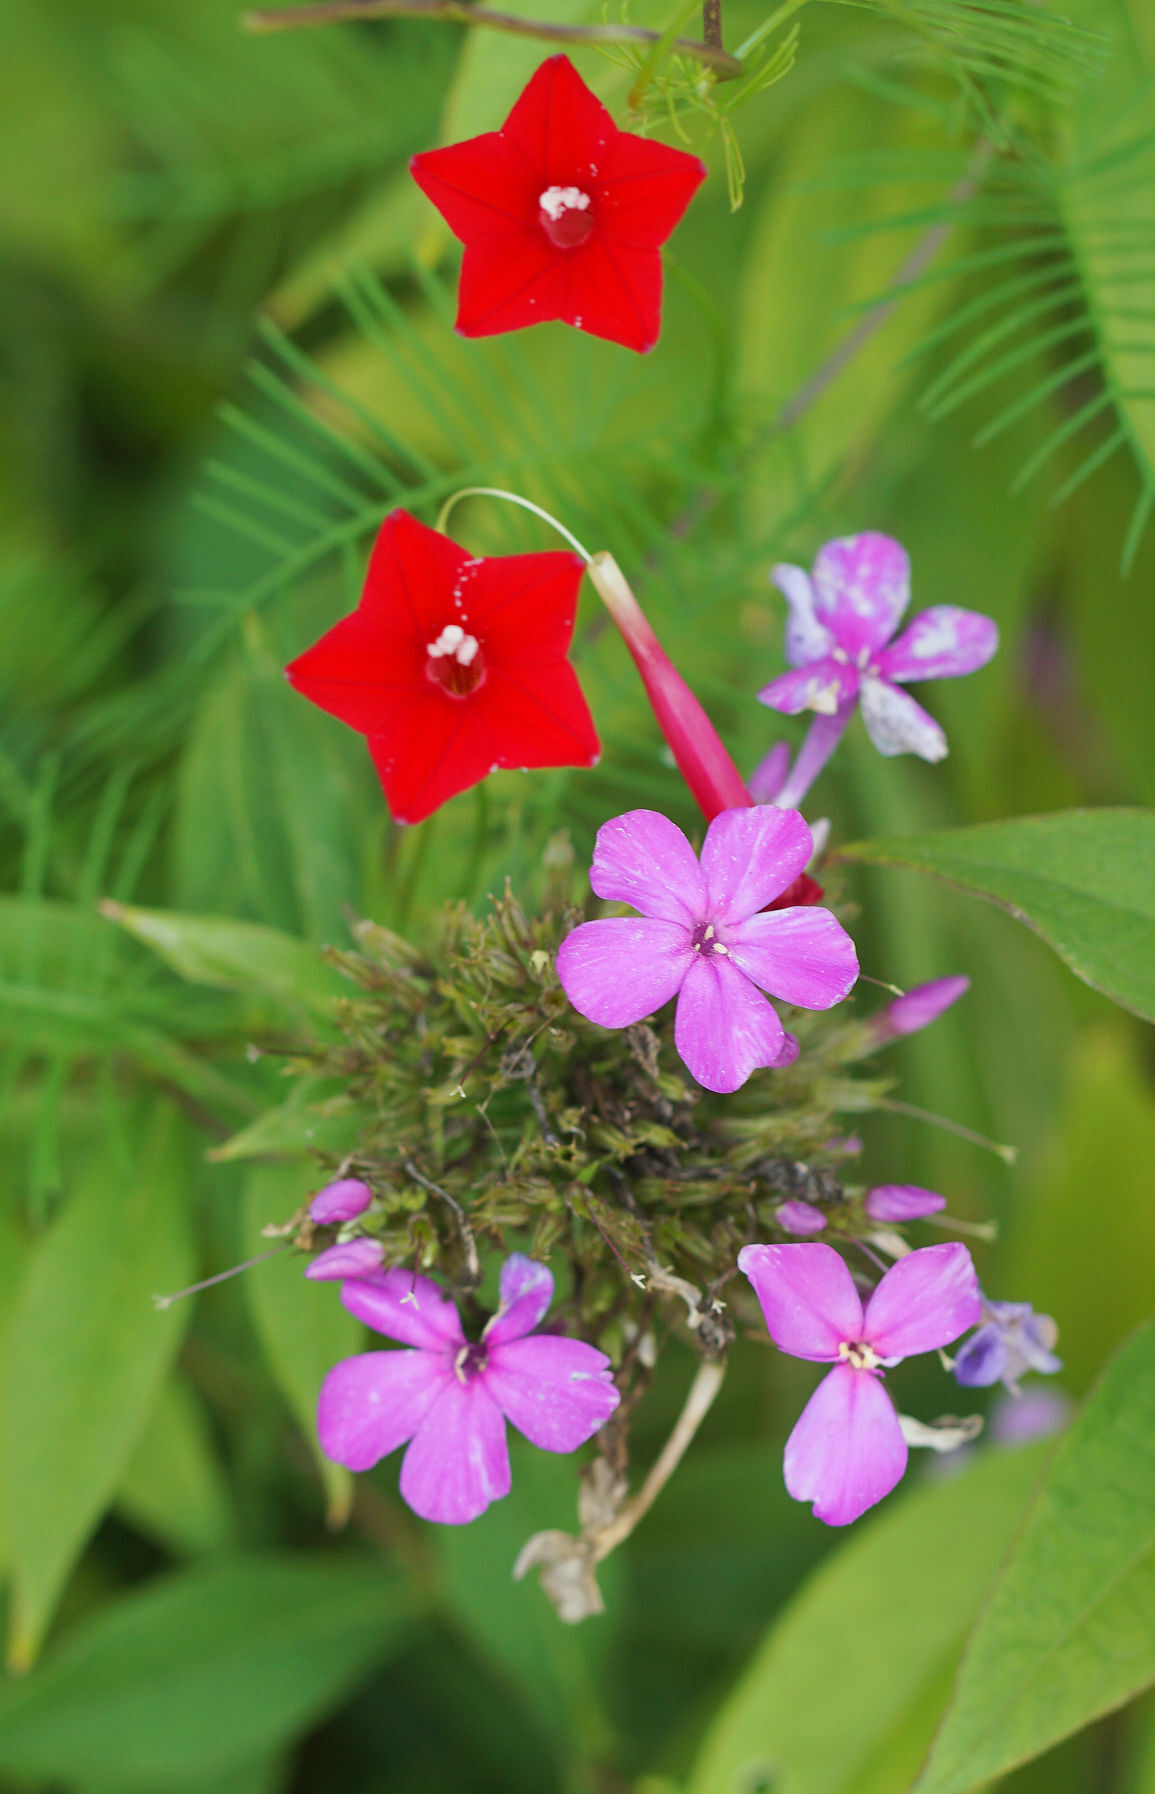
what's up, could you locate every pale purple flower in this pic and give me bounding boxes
[874,975,970,1042]
[556,807,858,1095]
[306,1237,385,1281]
[758,535,998,807]
[954,1297,1061,1396]
[777,1199,827,1235]
[990,1385,1071,1444]
[317,1254,619,1524]
[864,1185,947,1223]
[309,1177,373,1225]
[739,1241,981,1525]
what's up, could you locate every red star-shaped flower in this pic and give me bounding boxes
[285,510,600,825]
[410,55,707,353]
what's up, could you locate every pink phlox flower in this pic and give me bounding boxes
[555,807,859,1094]
[306,1237,385,1281]
[874,975,970,1042]
[759,533,998,763]
[317,1253,619,1524]
[309,1177,373,1226]
[738,1241,981,1525]
[864,1185,947,1223]
[777,1199,828,1235]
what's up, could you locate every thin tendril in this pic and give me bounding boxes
[435,487,593,563]
[152,1246,290,1310]
[880,1097,1018,1164]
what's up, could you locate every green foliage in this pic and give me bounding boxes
[915,1323,1155,1794]
[2,1102,195,1668]
[688,1441,1048,1794]
[0,1554,415,1786]
[838,810,1155,1022]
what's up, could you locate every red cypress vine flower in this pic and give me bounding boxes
[410,55,707,353]
[285,510,600,825]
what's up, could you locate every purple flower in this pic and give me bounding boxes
[305,1237,385,1281]
[864,1185,947,1223]
[777,1199,828,1235]
[874,975,970,1042]
[309,1177,373,1225]
[739,1241,981,1525]
[556,807,858,1094]
[317,1254,619,1525]
[954,1297,1061,1396]
[757,536,998,808]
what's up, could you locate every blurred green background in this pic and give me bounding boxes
[1,0,1153,1789]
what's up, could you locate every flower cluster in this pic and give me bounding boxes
[273,56,1060,1595]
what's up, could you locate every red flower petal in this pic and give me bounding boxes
[500,54,615,184]
[597,131,707,248]
[410,54,705,351]
[286,510,599,826]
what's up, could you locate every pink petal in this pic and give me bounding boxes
[700,806,813,924]
[757,658,858,717]
[308,1178,373,1225]
[748,740,791,804]
[864,1185,947,1223]
[877,606,999,683]
[776,1199,828,1236]
[812,533,910,659]
[483,1334,620,1451]
[399,1376,511,1524]
[588,809,706,924]
[784,1362,908,1526]
[876,975,970,1040]
[725,906,859,1010]
[317,1349,451,1472]
[771,1030,800,1069]
[863,1243,981,1360]
[858,677,947,761]
[484,1254,554,1346]
[305,1238,385,1282]
[771,563,832,667]
[673,954,785,1093]
[556,917,690,1028]
[341,1267,464,1351]
[738,1241,863,1360]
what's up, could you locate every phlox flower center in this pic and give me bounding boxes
[453,1340,489,1383]
[838,1339,882,1371]
[426,622,487,698]
[538,185,595,249]
[690,920,730,958]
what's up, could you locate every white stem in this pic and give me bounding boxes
[592,1358,726,1560]
[435,487,592,562]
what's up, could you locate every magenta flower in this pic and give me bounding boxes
[556,807,858,1094]
[317,1254,619,1524]
[309,1178,373,1225]
[874,975,970,1042]
[306,1237,385,1281]
[864,1185,947,1223]
[739,1241,981,1525]
[758,534,998,808]
[777,1199,828,1235]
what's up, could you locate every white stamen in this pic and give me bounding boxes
[427,624,480,665]
[539,185,591,221]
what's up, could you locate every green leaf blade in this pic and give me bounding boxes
[838,810,1155,1021]
[915,1324,1155,1794]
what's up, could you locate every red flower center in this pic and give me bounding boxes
[425,622,487,698]
[538,184,595,250]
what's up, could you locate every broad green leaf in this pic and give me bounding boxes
[116,1374,237,1557]
[688,1443,1047,1794]
[100,900,341,1017]
[3,1103,195,1667]
[838,811,1155,1022]
[243,1163,359,1524]
[1004,1024,1155,1395]
[0,1553,412,1786]
[437,1438,618,1760]
[0,1209,31,1577]
[208,1077,359,1164]
[915,1324,1155,1794]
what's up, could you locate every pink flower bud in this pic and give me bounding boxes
[864,1185,947,1223]
[875,975,969,1041]
[587,552,752,822]
[309,1178,373,1226]
[776,1199,828,1235]
[305,1237,386,1281]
